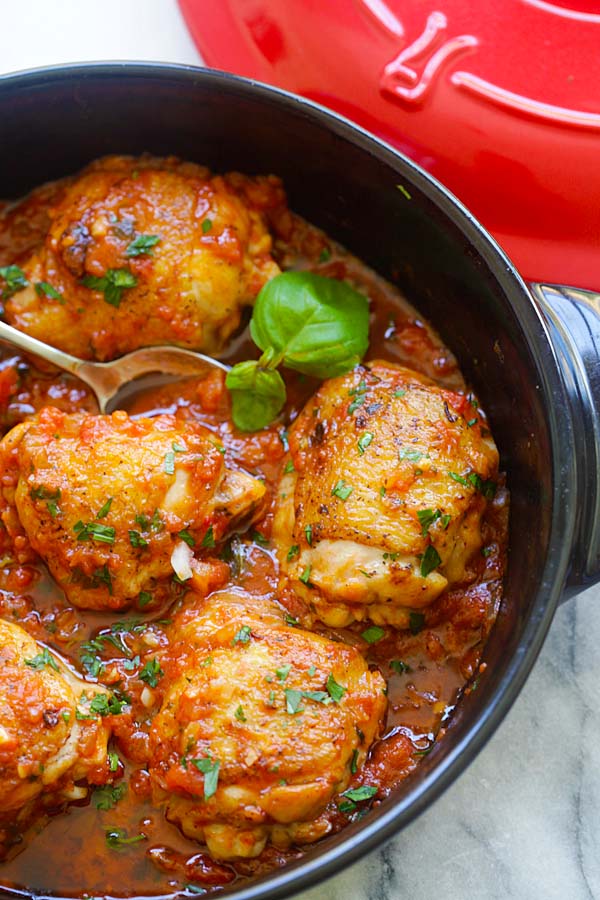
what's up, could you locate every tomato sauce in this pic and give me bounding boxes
[0,186,508,898]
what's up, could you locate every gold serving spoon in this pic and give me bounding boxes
[0,320,229,413]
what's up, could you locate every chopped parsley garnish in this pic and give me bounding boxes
[448,471,469,487]
[339,782,379,812]
[96,497,113,519]
[232,625,252,645]
[350,748,359,774]
[417,508,442,536]
[284,613,300,627]
[30,485,61,518]
[129,530,148,548]
[284,459,295,474]
[80,652,105,678]
[0,264,28,299]
[304,524,313,546]
[307,665,317,677]
[35,281,63,301]
[135,509,162,532]
[396,184,412,199]
[348,393,367,414]
[285,689,303,714]
[287,544,299,562]
[94,783,126,810]
[318,247,331,263]
[108,751,120,772]
[301,690,330,704]
[30,485,61,501]
[105,828,146,849]
[481,546,493,558]
[467,418,478,427]
[25,647,59,672]
[467,472,497,499]
[361,625,385,644]
[234,704,246,722]
[390,659,411,674]
[276,664,291,682]
[73,521,116,544]
[338,800,358,814]
[81,268,137,308]
[332,480,353,501]
[89,692,127,717]
[139,657,163,688]
[394,388,406,398]
[200,525,215,549]
[138,591,152,609]
[342,784,378,803]
[178,529,195,548]
[399,448,423,463]
[125,234,160,257]
[379,486,386,497]
[201,218,213,234]
[409,612,426,635]
[164,451,176,475]
[123,654,141,672]
[357,432,374,455]
[92,564,112,596]
[420,544,441,578]
[299,565,312,585]
[251,530,269,547]
[191,757,220,799]
[326,673,346,703]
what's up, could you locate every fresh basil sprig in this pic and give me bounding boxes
[226,360,286,432]
[226,271,369,431]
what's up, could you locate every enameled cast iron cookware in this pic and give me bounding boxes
[0,63,598,900]
[179,0,600,293]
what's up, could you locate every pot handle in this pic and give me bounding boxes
[530,283,600,596]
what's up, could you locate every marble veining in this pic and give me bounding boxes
[299,585,600,900]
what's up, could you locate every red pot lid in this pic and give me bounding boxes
[179,0,600,291]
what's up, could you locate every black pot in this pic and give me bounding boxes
[0,63,597,900]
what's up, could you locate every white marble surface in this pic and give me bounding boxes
[2,3,600,899]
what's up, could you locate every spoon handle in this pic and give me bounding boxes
[0,319,83,375]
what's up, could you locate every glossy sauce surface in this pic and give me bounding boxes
[0,184,507,898]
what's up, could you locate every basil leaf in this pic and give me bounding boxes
[249,271,369,378]
[226,361,286,432]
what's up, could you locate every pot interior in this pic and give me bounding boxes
[0,64,573,899]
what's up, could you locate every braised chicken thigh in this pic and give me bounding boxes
[3,155,282,359]
[0,407,264,610]
[0,619,110,833]
[274,361,499,627]
[149,590,386,860]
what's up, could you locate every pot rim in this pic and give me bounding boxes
[0,61,578,900]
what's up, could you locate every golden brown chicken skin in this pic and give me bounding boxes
[0,618,110,844]
[149,589,386,860]
[0,407,265,611]
[273,361,499,628]
[3,155,283,359]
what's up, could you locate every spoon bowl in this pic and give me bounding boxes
[0,319,230,413]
